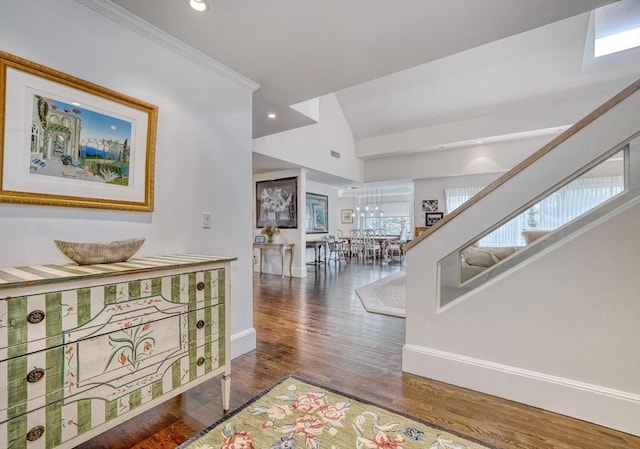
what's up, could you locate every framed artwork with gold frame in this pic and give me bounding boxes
[0,51,157,211]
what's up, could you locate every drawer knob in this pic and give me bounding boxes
[26,368,45,383]
[196,281,205,291]
[196,319,205,329]
[26,310,45,324]
[196,357,205,366]
[26,425,45,441]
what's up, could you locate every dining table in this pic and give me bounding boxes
[341,236,400,245]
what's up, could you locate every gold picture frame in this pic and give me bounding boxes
[0,51,157,211]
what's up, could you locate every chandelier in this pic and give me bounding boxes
[352,187,384,219]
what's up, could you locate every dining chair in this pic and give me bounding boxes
[327,235,350,264]
[384,239,403,264]
[363,229,381,262]
[349,229,363,263]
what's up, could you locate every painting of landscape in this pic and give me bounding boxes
[29,94,133,186]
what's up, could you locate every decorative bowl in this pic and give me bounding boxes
[54,238,145,265]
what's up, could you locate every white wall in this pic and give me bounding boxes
[0,0,257,356]
[413,173,501,227]
[336,194,356,238]
[355,85,633,159]
[403,89,640,434]
[365,134,554,183]
[370,134,553,231]
[411,144,628,229]
[251,172,342,276]
[252,169,307,277]
[405,202,640,434]
[253,93,364,184]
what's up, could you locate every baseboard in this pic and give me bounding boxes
[253,264,306,277]
[292,266,307,277]
[231,327,256,358]
[402,344,640,436]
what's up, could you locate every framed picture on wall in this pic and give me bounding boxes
[0,51,157,211]
[341,208,354,224]
[305,192,328,234]
[256,176,298,228]
[422,199,438,211]
[425,212,444,226]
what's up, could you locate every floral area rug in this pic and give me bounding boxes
[178,376,495,449]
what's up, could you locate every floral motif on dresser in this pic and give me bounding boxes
[64,345,76,393]
[106,317,155,372]
[64,296,189,399]
[0,260,230,449]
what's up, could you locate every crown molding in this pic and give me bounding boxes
[74,0,259,92]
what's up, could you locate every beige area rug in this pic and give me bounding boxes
[355,271,406,318]
[178,376,496,449]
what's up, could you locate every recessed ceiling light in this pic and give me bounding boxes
[188,0,208,12]
[267,113,277,119]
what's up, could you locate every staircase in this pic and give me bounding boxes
[402,80,640,435]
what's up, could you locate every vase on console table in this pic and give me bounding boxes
[262,221,279,244]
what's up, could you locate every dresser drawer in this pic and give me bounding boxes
[0,335,224,449]
[0,268,225,359]
[0,254,232,449]
[0,303,225,423]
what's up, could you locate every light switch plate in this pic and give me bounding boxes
[202,212,211,229]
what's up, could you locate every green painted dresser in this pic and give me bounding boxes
[0,254,235,449]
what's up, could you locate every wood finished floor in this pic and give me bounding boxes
[77,261,638,449]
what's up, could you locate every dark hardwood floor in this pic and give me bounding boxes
[77,261,638,449]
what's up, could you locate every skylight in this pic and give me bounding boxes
[594,0,640,57]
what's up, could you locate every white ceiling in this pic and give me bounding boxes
[108,0,640,190]
[110,0,612,137]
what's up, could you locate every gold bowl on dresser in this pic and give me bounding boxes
[54,237,145,265]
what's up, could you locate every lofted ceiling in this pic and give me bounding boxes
[108,0,637,189]
[110,0,612,137]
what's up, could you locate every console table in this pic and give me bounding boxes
[253,243,294,278]
[0,254,234,449]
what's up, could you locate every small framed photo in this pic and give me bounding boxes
[254,235,266,243]
[341,208,354,224]
[422,199,438,212]
[425,212,444,226]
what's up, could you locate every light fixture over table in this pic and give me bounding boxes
[352,187,384,223]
